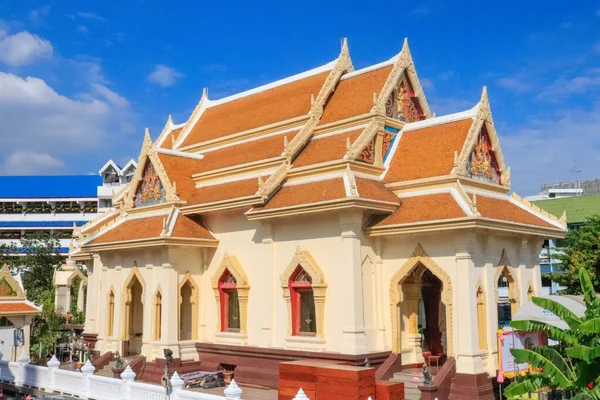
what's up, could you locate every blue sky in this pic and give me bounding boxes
[0,1,599,195]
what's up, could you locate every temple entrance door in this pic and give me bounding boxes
[127,278,144,356]
[420,270,443,355]
[398,264,446,363]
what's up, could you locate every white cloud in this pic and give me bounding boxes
[536,69,600,100]
[147,64,183,87]
[29,5,51,24]
[0,31,53,66]
[0,151,65,175]
[420,78,434,90]
[76,12,106,22]
[0,72,134,170]
[497,76,534,93]
[91,83,129,107]
[501,104,600,195]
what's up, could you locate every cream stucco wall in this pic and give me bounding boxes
[83,208,544,377]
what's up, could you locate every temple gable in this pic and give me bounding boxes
[466,127,501,185]
[134,161,166,208]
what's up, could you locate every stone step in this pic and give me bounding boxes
[390,372,423,399]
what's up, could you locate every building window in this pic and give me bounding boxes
[0,317,13,327]
[107,290,115,337]
[218,270,240,332]
[290,267,316,336]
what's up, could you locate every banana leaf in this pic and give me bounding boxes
[579,269,600,309]
[531,347,574,378]
[511,348,573,388]
[579,318,600,334]
[532,296,582,329]
[510,320,578,345]
[504,375,551,398]
[566,346,600,362]
[571,393,595,400]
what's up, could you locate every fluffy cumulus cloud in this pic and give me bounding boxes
[0,30,53,66]
[500,103,600,195]
[0,71,135,174]
[0,151,65,175]
[147,64,183,87]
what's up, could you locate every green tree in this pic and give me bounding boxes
[16,232,65,358]
[549,215,600,294]
[505,268,600,399]
[19,232,63,301]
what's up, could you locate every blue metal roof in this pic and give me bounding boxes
[0,221,87,228]
[0,175,101,199]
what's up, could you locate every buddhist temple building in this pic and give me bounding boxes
[65,39,566,397]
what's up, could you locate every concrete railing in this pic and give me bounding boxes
[291,388,374,400]
[0,353,243,400]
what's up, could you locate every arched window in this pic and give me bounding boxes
[153,290,162,341]
[178,275,199,341]
[476,286,488,350]
[218,270,240,332]
[107,290,115,337]
[290,267,316,336]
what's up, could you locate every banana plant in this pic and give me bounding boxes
[504,268,600,399]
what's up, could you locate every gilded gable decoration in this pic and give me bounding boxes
[358,138,376,164]
[134,162,166,207]
[382,127,398,160]
[466,129,500,185]
[453,87,510,187]
[124,129,180,210]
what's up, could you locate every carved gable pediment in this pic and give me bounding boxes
[465,127,501,185]
[0,265,25,299]
[133,161,166,208]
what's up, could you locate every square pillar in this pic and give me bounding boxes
[337,211,368,354]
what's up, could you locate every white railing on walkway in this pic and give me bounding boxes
[0,352,243,400]
[290,388,375,400]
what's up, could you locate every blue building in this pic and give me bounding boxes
[0,160,136,255]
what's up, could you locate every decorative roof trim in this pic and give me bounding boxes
[340,57,397,81]
[402,106,477,132]
[509,193,566,230]
[155,147,205,160]
[255,40,354,201]
[311,124,368,140]
[172,88,210,150]
[196,168,277,188]
[83,237,219,252]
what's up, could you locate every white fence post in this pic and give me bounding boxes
[15,352,30,387]
[170,371,184,400]
[224,379,243,399]
[120,365,136,400]
[47,355,60,392]
[293,388,309,399]
[81,359,96,399]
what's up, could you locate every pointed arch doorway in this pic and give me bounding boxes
[390,245,454,363]
[122,269,145,356]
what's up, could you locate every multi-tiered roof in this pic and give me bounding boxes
[71,39,565,255]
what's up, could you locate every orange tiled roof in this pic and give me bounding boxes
[384,118,473,183]
[293,129,362,168]
[171,214,214,240]
[88,216,164,244]
[371,193,466,227]
[474,195,557,229]
[181,72,330,147]
[0,303,39,313]
[195,131,298,174]
[355,178,400,204]
[190,178,260,205]
[319,66,393,125]
[260,178,346,210]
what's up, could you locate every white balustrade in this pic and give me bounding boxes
[0,352,239,400]
[293,388,309,399]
